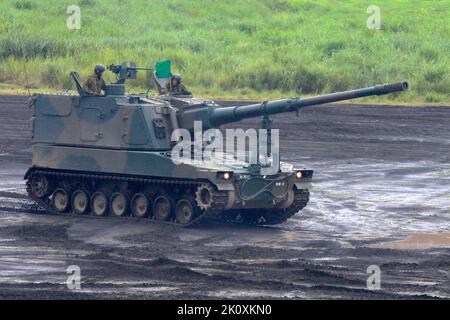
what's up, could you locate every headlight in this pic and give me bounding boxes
[217,172,233,180]
[295,171,303,179]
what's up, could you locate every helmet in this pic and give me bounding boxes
[94,64,106,75]
[171,73,182,82]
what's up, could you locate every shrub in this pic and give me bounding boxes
[41,64,65,88]
[79,0,97,6]
[0,34,67,59]
[14,1,37,10]
[425,92,444,103]
[424,68,445,83]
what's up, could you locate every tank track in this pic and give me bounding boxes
[218,189,310,226]
[25,168,229,227]
[25,168,308,227]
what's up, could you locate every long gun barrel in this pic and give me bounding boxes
[209,81,408,126]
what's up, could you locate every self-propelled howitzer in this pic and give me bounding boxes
[25,66,408,226]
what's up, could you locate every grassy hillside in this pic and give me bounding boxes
[0,0,449,103]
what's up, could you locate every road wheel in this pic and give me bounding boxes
[131,193,150,218]
[175,197,198,225]
[51,188,70,213]
[72,190,90,215]
[30,174,52,198]
[91,191,109,217]
[110,192,129,217]
[153,195,173,221]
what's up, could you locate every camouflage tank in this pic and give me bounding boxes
[25,63,408,226]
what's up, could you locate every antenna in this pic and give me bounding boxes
[115,1,127,63]
[115,23,121,62]
[21,44,32,99]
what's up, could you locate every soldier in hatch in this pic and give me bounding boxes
[83,65,107,95]
[165,74,192,96]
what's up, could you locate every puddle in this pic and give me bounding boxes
[395,291,449,299]
[295,160,450,236]
[369,232,450,250]
[208,289,306,299]
[279,230,317,241]
[67,220,152,248]
[129,286,178,293]
[228,258,285,265]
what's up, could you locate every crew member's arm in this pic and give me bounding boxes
[179,83,192,95]
[100,78,107,92]
[83,77,95,95]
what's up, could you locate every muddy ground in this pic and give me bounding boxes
[0,95,449,299]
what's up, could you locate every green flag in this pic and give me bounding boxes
[155,60,171,79]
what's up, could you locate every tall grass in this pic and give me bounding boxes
[0,0,448,102]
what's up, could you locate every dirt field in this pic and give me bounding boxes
[0,95,449,299]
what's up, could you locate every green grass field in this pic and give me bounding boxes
[0,0,448,103]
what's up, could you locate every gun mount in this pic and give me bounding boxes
[107,62,153,84]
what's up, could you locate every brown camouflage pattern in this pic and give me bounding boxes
[83,75,107,95]
[165,82,192,96]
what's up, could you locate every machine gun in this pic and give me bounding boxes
[107,62,153,84]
